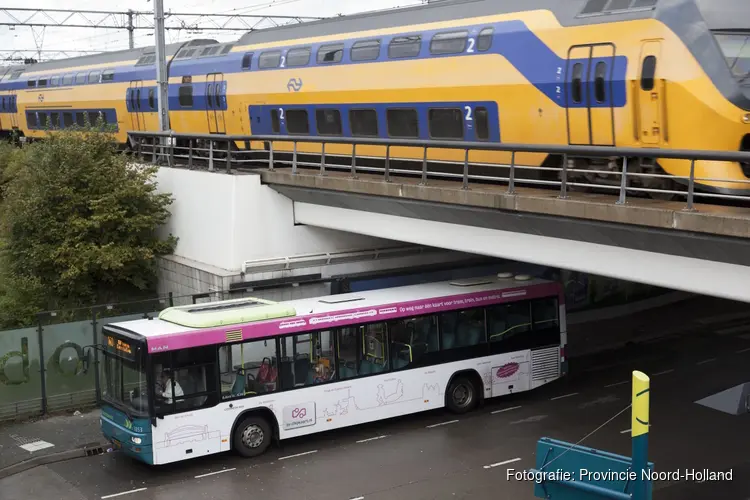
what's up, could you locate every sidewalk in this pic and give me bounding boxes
[0,291,747,480]
[0,408,109,480]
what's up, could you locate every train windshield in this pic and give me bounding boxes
[714,32,750,85]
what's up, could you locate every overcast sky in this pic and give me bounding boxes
[1,0,424,60]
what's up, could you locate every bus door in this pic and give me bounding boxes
[127,81,144,131]
[206,73,227,134]
[566,44,616,146]
[637,40,663,145]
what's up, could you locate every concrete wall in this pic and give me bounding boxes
[154,168,395,272]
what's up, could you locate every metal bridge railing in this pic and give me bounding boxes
[127,131,750,212]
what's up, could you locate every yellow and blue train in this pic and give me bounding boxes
[1,0,750,194]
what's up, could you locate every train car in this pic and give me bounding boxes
[0,65,23,138]
[1,0,749,195]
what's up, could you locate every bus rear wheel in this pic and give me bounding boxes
[446,375,478,414]
[233,415,272,458]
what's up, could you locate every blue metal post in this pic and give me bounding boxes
[632,370,650,500]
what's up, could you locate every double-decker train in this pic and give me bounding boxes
[1,0,749,194]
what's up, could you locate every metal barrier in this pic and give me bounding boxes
[128,131,750,211]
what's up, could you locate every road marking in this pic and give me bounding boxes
[605,381,629,388]
[426,419,459,429]
[19,440,54,452]
[356,435,387,443]
[696,358,716,365]
[551,392,579,401]
[101,489,147,499]
[278,450,318,461]
[620,429,631,434]
[195,468,236,479]
[484,457,522,469]
[736,347,750,354]
[491,406,522,414]
[652,369,674,376]
[350,497,365,500]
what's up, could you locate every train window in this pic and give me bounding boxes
[76,113,85,127]
[641,55,656,91]
[428,108,464,139]
[388,35,422,59]
[101,70,115,82]
[63,112,74,127]
[351,40,381,62]
[632,0,657,7]
[38,79,48,87]
[387,108,419,138]
[1,97,5,111]
[10,70,23,80]
[88,71,101,84]
[608,0,632,11]
[594,62,607,102]
[259,51,282,69]
[62,74,73,86]
[87,112,100,127]
[478,28,494,52]
[316,108,342,136]
[317,43,344,64]
[74,73,85,85]
[571,63,583,103]
[178,86,194,108]
[27,112,37,128]
[220,45,233,55]
[148,89,155,110]
[50,76,59,86]
[475,107,489,140]
[286,109,310,135]
[350,109,379,137]
[27,80,36,88]
[50,112,60,128]
[241,52,253,70]
[39,113,48,128]
[287,47,312,67]
[580,0,608,14]
[270,109,281,133]
[175,49,189,59]
[430,31,468,55]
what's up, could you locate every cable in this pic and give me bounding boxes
[537,403,633,471]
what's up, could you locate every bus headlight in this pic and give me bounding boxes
[743,113,750,124]
[131,437,142,444]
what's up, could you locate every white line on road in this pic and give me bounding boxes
[349,497,365,500]
[491,406,522,414]
[620,429,631,434]
[101,488,147,499]
[696,358,716,365]
[356,435,387,443]
[194,468,236,479]
[604,381,629,388]
[652,369,674,376]
[736,347,750,354]
[278,450,318,461]
[484,457,522,469]
[426,419,459,429]
[551,393,579,401]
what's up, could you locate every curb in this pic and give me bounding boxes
[0,441,111,480]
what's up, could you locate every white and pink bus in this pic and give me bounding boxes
[99,273,567,465]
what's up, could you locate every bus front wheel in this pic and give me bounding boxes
[446,375,478,414]
[233,415,272,458]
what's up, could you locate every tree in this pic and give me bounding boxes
[0,131,178,319]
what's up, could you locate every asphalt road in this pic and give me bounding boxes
[3,320,750,500]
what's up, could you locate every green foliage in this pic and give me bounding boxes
[0,131,177,326]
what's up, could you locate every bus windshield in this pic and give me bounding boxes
[101,332,149,418]
[714,32,750,85]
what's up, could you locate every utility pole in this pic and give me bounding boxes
[153,0,169,132]
[127,10,134,50]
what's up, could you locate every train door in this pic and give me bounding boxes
[637,41,663,145]
[206,73,227,134]
[9,92,18,129]
[127,81,144,131]
[566,44,616,146]
[566,46,592,145]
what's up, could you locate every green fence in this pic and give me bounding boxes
[0,290,231,422]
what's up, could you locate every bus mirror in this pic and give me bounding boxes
[81,347,92,374]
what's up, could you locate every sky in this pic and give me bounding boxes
[1,0,425,61]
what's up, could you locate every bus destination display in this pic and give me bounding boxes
[105,335,136,360]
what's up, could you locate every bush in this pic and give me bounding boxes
[0,130,177,324]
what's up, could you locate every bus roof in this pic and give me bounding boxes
[106,274,561,354]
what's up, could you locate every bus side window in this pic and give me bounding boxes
[279,331,334,389]
[486,301,531,355]
[152,347,220,414]
[218,339,279,399]
[388,316,438,370]
[336,323,389,380]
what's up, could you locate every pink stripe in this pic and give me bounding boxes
[147,282,561,353]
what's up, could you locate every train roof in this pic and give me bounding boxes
[695,0,749,31]
[107,274,557,340]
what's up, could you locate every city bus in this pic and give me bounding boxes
[99,273,567,465]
